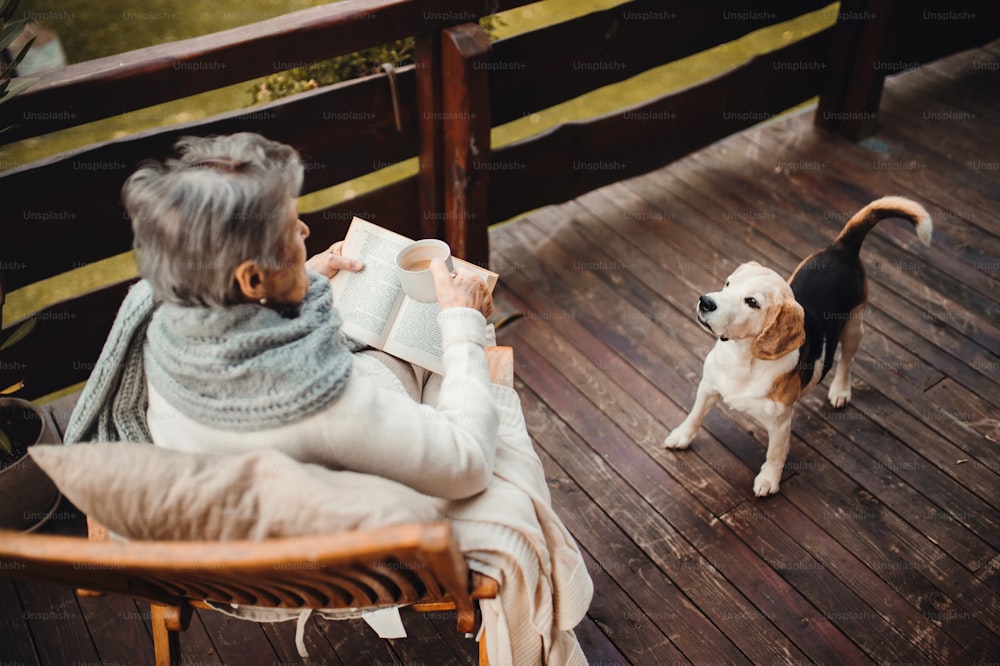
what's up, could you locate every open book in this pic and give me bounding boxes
[330,217,498,374]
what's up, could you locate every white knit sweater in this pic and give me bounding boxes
[147,307,498,500]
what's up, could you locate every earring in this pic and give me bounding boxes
[259,297,268,306]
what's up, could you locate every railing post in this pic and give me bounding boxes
[814,0,892,140]
[439,23,491,266]
[415,33,444,242]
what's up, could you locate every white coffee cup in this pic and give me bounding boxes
[396,239,455,303]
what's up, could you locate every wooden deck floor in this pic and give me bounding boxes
[3,41,999,665]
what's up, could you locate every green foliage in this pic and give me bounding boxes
[252,39,414,103]
[0,0,37,107]
[251,16,501,104]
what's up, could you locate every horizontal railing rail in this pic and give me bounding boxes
[0,0,533,143]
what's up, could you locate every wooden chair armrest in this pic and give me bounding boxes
[78,516,111,597]
[470,571,499,600]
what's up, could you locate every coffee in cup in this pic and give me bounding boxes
[396,239,454,303]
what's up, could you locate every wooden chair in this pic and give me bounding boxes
[0,346,513,666]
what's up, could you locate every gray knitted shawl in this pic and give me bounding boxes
[65,271,352,443]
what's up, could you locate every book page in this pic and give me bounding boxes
[383,261,498,375]
[329,219,411,348]
[383,299,446,374]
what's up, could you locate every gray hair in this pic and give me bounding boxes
[122,133,305,307]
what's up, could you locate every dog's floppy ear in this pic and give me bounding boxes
[752,297,805,360]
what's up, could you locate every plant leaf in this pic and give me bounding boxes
[0,0,19,23]
[0,317,34,349]
[1,380,24,395]
[0,75,35,103]
[8,34,35,68]
[0,428,12,455]
[0,17,29,52]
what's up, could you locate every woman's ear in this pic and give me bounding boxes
[233,260,267,302]
[752,297,805,360]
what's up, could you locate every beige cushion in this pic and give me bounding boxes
[29,443,441,541]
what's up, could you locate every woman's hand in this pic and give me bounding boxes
[305,241,364,278]
[431,259,493,318]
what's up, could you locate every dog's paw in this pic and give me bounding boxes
[664,428,695,449]
[753,469,781,497]
[827,383,852,409]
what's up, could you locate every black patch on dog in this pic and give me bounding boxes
[790,247,866,384]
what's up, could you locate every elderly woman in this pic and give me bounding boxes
[65,133,591,665]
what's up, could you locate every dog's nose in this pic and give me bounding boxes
[698,295,717,313]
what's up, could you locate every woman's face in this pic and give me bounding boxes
[262,199,311,306]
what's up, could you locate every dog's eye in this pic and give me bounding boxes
[745,297,760,309]
[725,281,730,288]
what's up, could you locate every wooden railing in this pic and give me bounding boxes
[0,0,996,400]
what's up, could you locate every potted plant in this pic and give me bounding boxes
[0,0,60,531]
[0,274,61,531]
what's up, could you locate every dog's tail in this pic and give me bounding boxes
[833,196,933,255]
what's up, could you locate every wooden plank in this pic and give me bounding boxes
[718,127,1000,348]
[503,204,751,512]
[0,279,134,402]
[979,555,1000,593]
[77,596,156,666]
[302,175,423,254]
[729,495,974,663]
[197,610,282,664]
[489,0,832,126]
[12,579,101,665]
[765,111,1000,259]
[319,617,400,666]
[507,366,752,664]
[924,379,1000,459]
[775,471,1000,655]
[492,205,775,494]
[510,331,853,663]
[0,71,419,290]
[814,0,892,138]
[625,153,1000,557]
[679,136,1000,505]
[0,575,42,665]
[534,442,688,664]
[440,23,492,265]
[589,175,998,568]
[487,28,833,224]
[496,192,996,652]
[571,613,634,666]
[415,32,445,241]
[721,498,934,664]
[259,617,347,665]
[690,128,1000,408]
[387,612,473,666]
[894,44,1000,130]
[496,284,748,517]
[544,157,1000,652]
[493,225,868,662]
[879,0,1000,75]
[0,0,515,143]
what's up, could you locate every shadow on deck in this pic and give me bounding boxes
[3,40,999,666]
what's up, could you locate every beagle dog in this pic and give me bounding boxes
[664,196,932,496]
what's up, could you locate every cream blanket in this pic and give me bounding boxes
[449,384,593,665]
[372,351,593,664]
